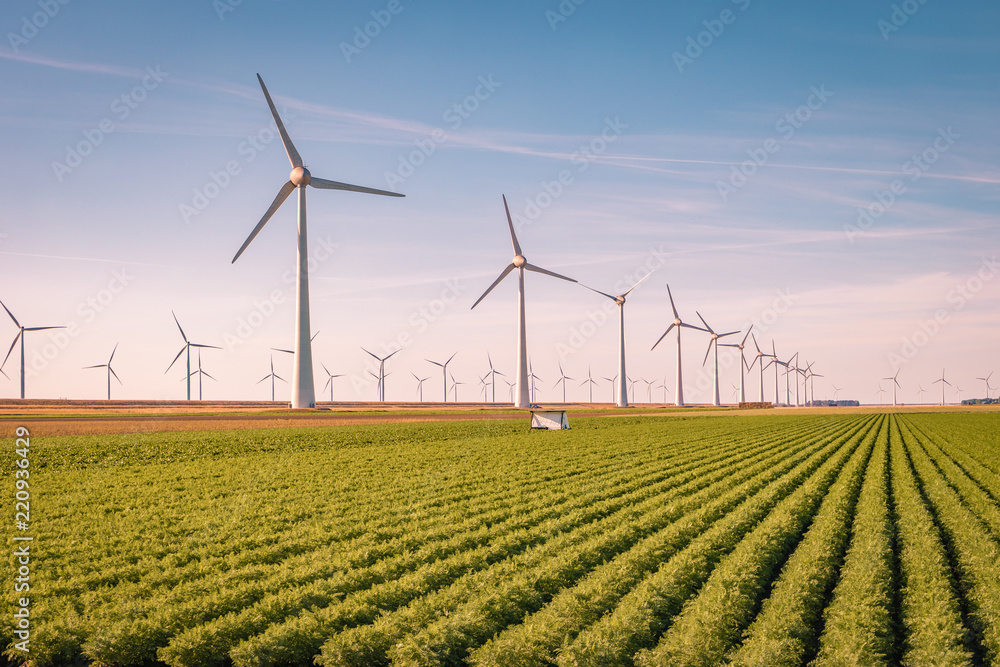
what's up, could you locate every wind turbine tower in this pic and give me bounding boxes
[1,301,65,400]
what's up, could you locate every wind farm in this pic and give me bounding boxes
[2,4,999,666]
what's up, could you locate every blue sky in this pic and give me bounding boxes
[1,0,998,404]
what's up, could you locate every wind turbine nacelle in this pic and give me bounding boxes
[513,255,526,268]
[290,166,311,186]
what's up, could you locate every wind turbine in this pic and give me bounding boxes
[602,374,618,403]
[875,384,886,406]
[766,341,784,405]
[579,366,598,403]
[321,364,344,402]
[478,373,491,401]
[580,270,654,407]
[485,353,504,403]
[955,385,964,403]
[449,372,466,402]
[257,355,286,401]
[83,343,121,400]
[165,312,220,401]
[553,363,574,403]
[809,366,823,404]
[502,378,515,402]
[658,376,670,404]
[882,370,901,406]
[781,352,797,406]
[362,348,399,402]
[471,195,578,408]
[720,325,752,404]
[0,301,65,399]
[426,352,457,402]
[916,384,927,404]
[748,334,775,403]
[976,372,994,400]
[528,360,543,404]
[831,384,843,402]
[411,372,430,401]
[186,348,216,400]
[931,369,950,406]
[695,311,739,407]
[627,376,639,404]
[231,74,404,409]
[651,284,707,407]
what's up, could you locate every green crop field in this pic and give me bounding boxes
[4,412,1000,666]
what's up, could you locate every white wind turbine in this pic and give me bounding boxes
[580,366,599,403]
[186,349,216,400]
[766,341,784,406]
[528,360,543,404]
[554,363,574,403]
[321,364,344,402]
[411,372,430,402]
[83,343,121,400]
[651,285,707,407]
[449,372,466,402]
[931,369,950,406]
[875,384,886,406]
[602,374,618,403]
[883,370,901,406]
[471,195,578,408]
[231,74,403,409]
[976,371,994,400]
[165,312,220,401]
[917,384,927,404]
[808,365,823,404]
[426,352,457,402]
[362,348,398,402]
[581,270,653,407]
[831,385,843,402]
[1,301,64,400]
[258,355,286,401]
[695,311,739,407]
[720,326,752,404]
[485,353,504,403]
[748,334,775,403]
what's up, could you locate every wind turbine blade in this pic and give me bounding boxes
[385,350,400,360]
[275,374,286,383]
[751,333,762,354]
[110,366,122,384]
[740,325,752,346]
[718,330,740,339]
[202,371,216,381]
[256,376,269,385]
[426,359,444,368]
[471,263,516,309]
[580,283,617,301]
[109,342,118,363]
[272,347,294,354]
[310,177,404,197]
[501,194,522,256]
[0,301,20,328]
[446,351,458,365]
[680,322,707,332]
[702,339,713,366]
[233,180,296,263]
[83,364,105,369]
[24,326,64,332]
[695,311,714,334]
[256,74,302,168]
[665,284,680,320]
[190,344,222,350]
[361,347,379,361]
[651,323,677,350]
[311,331,320,342]
[165,346,185,373]
[2,332,22,370]
[523,262,577,283]
[172,311,188,342]
[624,270,654,296]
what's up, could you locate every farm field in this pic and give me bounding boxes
[4,411,1000,666]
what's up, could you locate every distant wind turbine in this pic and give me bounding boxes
[580,366,599,403]
[165,312,220,401]
[449,372,466,402]
[651,284,707,407]
[831,384,843,402]
[362,348,399,402]
[696,311,739,407]
[83,343,121,401]
[882,370,901,406]
[411,372,430,401]
[471,195,578,408]
[231,74,404,409]
[916,384,927,404]
[426,352,457,402]
[580,270,653,407]
[321,364,344,402]
[931,369,950,406]
[719,326,752,404]
[748,334,775,403]
[485,353,504,403]
[554,363,574,403]
[528,360,543,404]
[976,371,994,400]
[602,374,618,403]
[185,348,216,400]
[1,301,65,400]
[257,355,286,401]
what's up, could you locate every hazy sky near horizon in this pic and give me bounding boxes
[1,0,998,404]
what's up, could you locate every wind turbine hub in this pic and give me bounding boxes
[615,296,626,306]
[290,166,311,186]
[513,254,526,268]
[673,317,682,326]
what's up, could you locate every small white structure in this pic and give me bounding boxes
[531,411,569,430]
